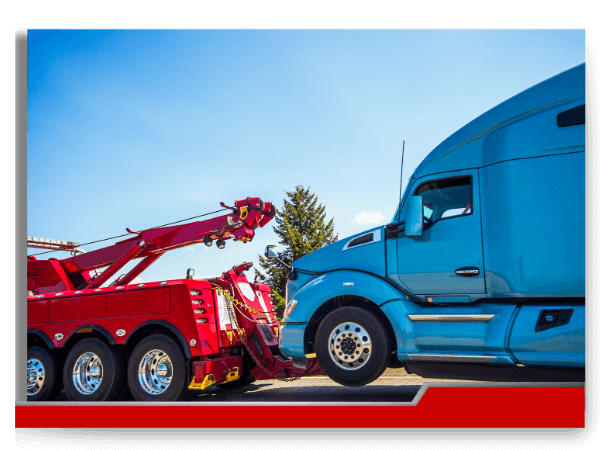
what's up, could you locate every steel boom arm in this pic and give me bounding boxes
[57,197,275,289]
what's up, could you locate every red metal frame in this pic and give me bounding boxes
[28,198,276,295]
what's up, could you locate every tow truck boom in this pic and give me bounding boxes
[27,197,276,295]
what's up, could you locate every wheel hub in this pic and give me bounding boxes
[339,337,357,355]
[328,322,372,370]
[72,352,104,395]
[27,358,45,396]
[138,349,173,395]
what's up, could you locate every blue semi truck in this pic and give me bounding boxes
[270,64,585,385]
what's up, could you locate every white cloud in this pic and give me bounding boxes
[131,277,145,284]
[353,210,385,226]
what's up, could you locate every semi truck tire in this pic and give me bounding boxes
[315,306,390,387]
[127,334,188,402]
[27,346,62,401]
[63,338,126,401]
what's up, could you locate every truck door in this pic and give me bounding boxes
[390,170,486,298]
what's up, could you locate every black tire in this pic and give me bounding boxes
[315,306,391,387]
[63,338,125,402]
[127,334,188,402]
[27,346,62,401]
[216,352,255,390]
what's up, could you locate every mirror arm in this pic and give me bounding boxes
[273,257,291,270]
[385,221,406,239]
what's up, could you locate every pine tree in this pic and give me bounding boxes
[257,186,338,317]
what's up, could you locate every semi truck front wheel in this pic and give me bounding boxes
[315,307,390,387]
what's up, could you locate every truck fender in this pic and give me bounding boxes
[28,329,55,349]
[63,324,116,349]
[124,319,192,359]
[291,270,408,323]
[289,271,425,355]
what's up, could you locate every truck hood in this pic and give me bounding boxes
[291,226,387,277]
[287,226,388,304]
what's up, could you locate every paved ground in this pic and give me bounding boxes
[55,368,480,402]
[185,368,480,403]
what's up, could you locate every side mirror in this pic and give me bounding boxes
[265,245,279,258]
[405,196,423,238]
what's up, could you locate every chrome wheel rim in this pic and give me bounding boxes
[138,349,173,395]
[27,358,45,396]
[328,322,372,370]
[72,352,103,394]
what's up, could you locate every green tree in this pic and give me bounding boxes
[256,186,338,318]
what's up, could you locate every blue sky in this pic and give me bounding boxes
[27,30,584,283]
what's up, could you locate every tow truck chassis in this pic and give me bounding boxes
[26,197,324,402]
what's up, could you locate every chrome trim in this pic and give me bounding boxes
[329,322,372,370]
[343,282,354,287]
[408,314,495,323]
[116,329,126,337]
[456,269,479,275]
[73,352,104,394]
[138,349,173,395]
[408,354,496,363]
[27,358,45,396]
[342,229,381,251]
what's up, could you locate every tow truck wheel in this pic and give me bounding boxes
[315,306,390,387]
[127,335,188,402]
[27,346,62,401]
[63,338,126,401]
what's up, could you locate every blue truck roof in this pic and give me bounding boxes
[412,64,585,180]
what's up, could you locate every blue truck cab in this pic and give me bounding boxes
[274,64,585,386]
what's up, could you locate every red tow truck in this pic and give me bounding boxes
[27,197,323,402]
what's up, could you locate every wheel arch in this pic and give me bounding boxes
[62,325,116,354]
[27,329,55,350]
[124,320,191,359]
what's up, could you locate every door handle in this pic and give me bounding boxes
[455,267,479,277]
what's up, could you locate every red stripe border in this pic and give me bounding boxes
[16,387,585,428]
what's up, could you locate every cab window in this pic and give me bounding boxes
[413,176,472,224]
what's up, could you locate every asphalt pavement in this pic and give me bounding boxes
[53,368,478,403]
